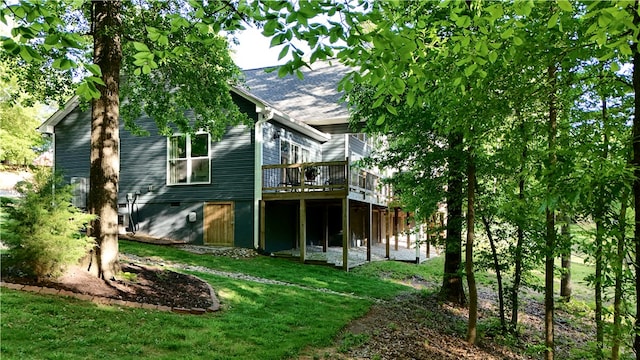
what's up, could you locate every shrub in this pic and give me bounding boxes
[2,170,95,279]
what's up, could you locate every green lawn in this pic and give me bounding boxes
[1,240,434,360]
[120,240,413,300]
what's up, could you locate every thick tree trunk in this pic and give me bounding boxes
[87,0,122,280]
[544,64,558,360]
[482,215,505,329]
[442,131,466,305]
[466,150,477,344]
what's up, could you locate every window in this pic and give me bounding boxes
[70,177,88,209]
[280,138,310,164]
[167,133,210,185]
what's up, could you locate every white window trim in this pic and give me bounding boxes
[166,132,211,185]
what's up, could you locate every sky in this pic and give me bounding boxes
[229,26,290,70]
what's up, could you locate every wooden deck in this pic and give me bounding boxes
[262,161,390,204]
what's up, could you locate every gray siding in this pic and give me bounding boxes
[321,134,346,161]
[54,93,259,246]
[348,136,371,159]
[262,121,323,165]
[54,107,91,182]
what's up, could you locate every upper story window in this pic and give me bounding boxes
[167,133,210,185]
[280,138,310,164]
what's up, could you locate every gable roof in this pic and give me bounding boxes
[242,60,350,125]
[38,96,81,134]
[38,87,331,142]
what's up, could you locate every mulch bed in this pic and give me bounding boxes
[1,259,214,310]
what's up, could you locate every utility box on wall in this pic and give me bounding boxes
[188,212,197,223]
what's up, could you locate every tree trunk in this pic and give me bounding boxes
[511,115,527,332]
[466,150,477,344]
[482,215,506,330]
[612,187,629,360]
[559,219,571,301]
[633,10,640,355]
[87,0,123,280]
[594,91,609,359]
[544,64,558,360]
[442,131,466,305]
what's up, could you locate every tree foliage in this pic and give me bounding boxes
[2,170,95,279]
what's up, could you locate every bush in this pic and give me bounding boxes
[2,170,95,279]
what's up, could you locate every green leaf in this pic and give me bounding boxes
[386,104,398,116]
[263,20,277,36]
[270,34,284,47]
[488,51,498,63]
[372,96,385,109]
[376,114,386,126]
[407,91,415,107]
[134,68,141,76]
[278,45,290,60]
[133,42,150,52]
[142,64,151,74]
[547,13,559,29]
[84,63,102,77]
[87,76,105,86]
[513,36,523,46]
[277,65,289,78]
[557,0,573,12]
[158,35,169,47]
[500,28,514,39]
[464,63,477,77]
[44,34,59,46]
[610,62,620,72]
[19,46,33,62]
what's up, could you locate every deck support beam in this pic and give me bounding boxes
[367,202,372,262]
[259,200,266,250]
[385,210,390,259]
[406,211,411,249]
[394,207,399,251]
[342,197,349,271]
[323,205,329,252]
[300,199,306,263]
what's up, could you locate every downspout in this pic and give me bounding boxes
[254,107,273,249]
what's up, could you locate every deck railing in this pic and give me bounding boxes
[262,161,348,192]
[262,161,390,202]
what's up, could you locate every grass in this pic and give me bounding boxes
[1,240,430,360]
[120,240,410,300]
[0,236,607,359]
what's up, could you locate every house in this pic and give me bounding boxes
[39,61,417,269]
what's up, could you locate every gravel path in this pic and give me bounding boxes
[120,252,376,301]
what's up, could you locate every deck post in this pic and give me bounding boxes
[323,205,329,252]
[426,223,431,258]
[406,212,411,249]
[367,202,372,262]
[259,200,266,250]
[300,199,306,263]
[377,210,382,243]
[342,197,349,271]
[385,210,390,259]
[394,207,399,251]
